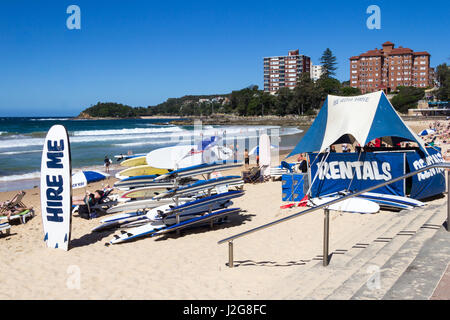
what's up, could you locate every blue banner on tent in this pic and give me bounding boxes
[308,152,405,197]
[406,147,445,200]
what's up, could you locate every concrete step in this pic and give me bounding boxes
[300,203,439,299]
[267,203,425,299]
[383,212,450,300]
[302,205,430,299]
[383,223,450,299]
[263,208,400,298]
[325,203,444,300]
[352,205,445,300]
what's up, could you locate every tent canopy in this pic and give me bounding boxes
[288,91,427,157]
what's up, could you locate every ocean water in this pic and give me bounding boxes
[0,117,304,191]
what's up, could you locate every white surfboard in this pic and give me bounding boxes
[146,145,196,170]
[40,125,72,250]
[146,145,234,170]
[119,186,169,200]
[308,196,380,214]
[106,197,194,214]
[259,133,271,177]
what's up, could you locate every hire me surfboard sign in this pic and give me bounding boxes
[40,125,72,250]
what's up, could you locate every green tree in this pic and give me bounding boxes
[340,86,362,96]
[390,86,425,114]
[316,76,341,96]
[436,63,450,101]
[290,72,322,114]
[275,87,294,116]
[319,48,337,78]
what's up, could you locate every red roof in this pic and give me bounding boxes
[350,43,431,61]
[413,51,430,56]
[360,49,383,57]
[390,48,414,54]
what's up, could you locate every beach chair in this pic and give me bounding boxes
[89,188,118,214]
[243,167,263,184]
[0,191,34,224]
[0,209,35,224]
[0,191,26,215]
[78,188,117,219]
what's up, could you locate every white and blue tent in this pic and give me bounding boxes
[288,91,427,157]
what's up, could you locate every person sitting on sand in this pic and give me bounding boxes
[73,190,105,206]
[0,191,32,219]
[0,201,33,219]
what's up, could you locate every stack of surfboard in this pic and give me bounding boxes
[108,161,244,213]
[95,190,244,244]
[100,163,245,243]
[98,143,245,244]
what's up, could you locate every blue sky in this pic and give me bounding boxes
[0,0,449,116]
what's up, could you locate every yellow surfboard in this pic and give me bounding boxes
[120,156,147,167]
[116,165,169,178]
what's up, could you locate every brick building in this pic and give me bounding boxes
[263,49,311,94]
[349,41,433,94]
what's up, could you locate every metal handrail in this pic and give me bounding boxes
[218,162,450,267]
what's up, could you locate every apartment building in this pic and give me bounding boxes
[263,49,311,94]
[310,64,323,82]
[349,41,433,94]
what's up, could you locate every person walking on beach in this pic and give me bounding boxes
[104,155,111,173]
[244,149,249,168]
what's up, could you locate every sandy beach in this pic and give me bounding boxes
[0,119,448,300]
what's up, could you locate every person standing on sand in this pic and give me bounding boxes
[244,149,249,168]
[104,155,111,173]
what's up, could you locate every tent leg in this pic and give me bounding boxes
[447,170,449,232]
[323,208,330,266]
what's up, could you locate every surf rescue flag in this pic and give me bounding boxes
[40,125,72,250]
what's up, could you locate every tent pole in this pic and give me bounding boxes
[447,169,449,232]
[323,208,330,266]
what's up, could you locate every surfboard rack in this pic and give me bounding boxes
[218,162,450,268]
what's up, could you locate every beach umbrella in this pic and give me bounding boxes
[418,129,436,136]
[249,144,277,156]
[72,170,110,189]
